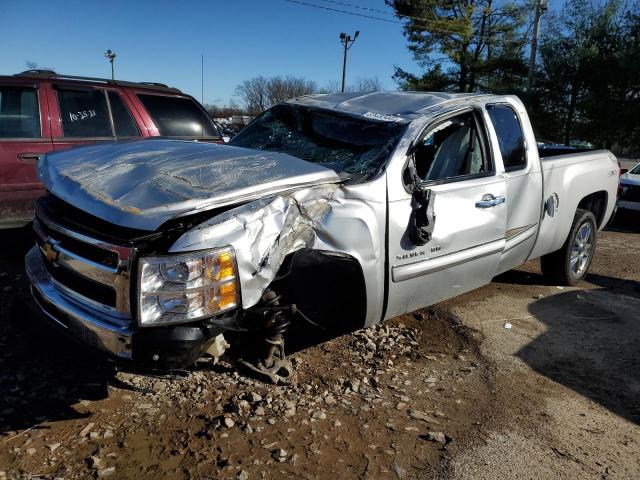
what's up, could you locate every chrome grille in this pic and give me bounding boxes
[33,212,135,317]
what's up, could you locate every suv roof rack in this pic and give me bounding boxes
[137,81,170,87]
[19,69,58,76]
[13,69,181,93]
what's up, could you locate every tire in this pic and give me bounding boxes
[540,208,597,286]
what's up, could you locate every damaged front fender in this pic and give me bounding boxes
[169,178,387,327]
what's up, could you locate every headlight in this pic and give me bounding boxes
[138,247,239,326]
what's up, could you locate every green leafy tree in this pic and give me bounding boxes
[387,0,529,92]
[532,0,640,153]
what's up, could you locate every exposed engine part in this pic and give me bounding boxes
[236,289,326,383]
[237,291,293,384]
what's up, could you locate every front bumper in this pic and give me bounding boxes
[25,246,231,368]
[25,246,133,358]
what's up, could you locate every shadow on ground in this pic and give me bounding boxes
[0,287,126,435]
[0,227,123,435]
[493,268,546,286]
[518,282,640,425]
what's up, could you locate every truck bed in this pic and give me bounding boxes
[528,149,619,260]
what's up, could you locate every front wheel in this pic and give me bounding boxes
[540,208,597,286]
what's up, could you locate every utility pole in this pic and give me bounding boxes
[201,54,204,105]
[104,49,116,80]
[527,0,548,91]
[339,31,360,93]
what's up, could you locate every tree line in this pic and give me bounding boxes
[386,0,639,154]
[208,76,383,118]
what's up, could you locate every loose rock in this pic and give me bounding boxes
[237,470,249,480]
[79,422,95,437]
[408,410,441,424]
[272,448,288,462]
[98,466,116,478]
[421,431,447,443]
[312,411,326,420]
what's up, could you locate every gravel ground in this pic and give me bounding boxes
[438,212,640,479]
[0,211,638,479]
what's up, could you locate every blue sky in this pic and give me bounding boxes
[0,0,417,106]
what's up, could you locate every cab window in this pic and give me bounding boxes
[486,104,527,171]
[0,86,41,138]
[414,112,490,182]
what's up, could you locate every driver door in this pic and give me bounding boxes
[385,109,507,319]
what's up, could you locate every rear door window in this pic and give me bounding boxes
[108,91,139,137]
[57,88,112,137]
[0,86,41,138]
[138,94,219,138]
[486,104,527,171]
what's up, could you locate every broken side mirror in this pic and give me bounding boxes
[409,181,436,246]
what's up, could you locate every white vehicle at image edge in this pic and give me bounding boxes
[25,92,619,381]
[618,162,640,211]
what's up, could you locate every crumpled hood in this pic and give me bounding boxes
[39,139,341,231]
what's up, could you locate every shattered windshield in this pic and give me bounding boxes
[229,104,407,178]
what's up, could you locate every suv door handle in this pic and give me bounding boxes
[17,152,42,163]
[475,194,506,209]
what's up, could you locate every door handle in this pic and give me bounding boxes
[17,152,42,163]
[475,194,506,209]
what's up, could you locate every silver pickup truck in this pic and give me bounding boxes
[25,92,619,380]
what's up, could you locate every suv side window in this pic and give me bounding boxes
[486,104,526,171]
[57,88,112,137]
[138,94,219,138]
[414,111,490,182]
[108,91,139,137]
[0,86,40,138]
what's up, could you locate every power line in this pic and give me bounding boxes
[283,0,469,36]
[315,0,439,23]
[282,0,530,45]
[284,0,398,23]
[284,0,470,35]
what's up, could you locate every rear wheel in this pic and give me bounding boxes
[540,208,597,286]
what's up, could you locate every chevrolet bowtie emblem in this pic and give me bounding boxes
[40,239,60,264]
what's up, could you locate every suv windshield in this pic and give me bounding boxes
[229,104,407,177]
[631,163,640,175]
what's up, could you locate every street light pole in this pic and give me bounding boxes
[339,31,359,93]
[104,49,116,80]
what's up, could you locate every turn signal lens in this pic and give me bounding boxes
[205,250,235,282]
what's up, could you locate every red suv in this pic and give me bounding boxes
[0,70,221,228]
